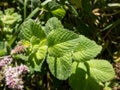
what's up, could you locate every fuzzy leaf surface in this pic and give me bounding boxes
[45,17,63,35]
[47,54,72,80]
[73,35,102,62]
[19,19,46,41]
[47,29,79,57]
[87,59,115,82]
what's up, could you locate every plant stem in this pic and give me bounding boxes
[24,0,27,20]
[26,7,40,20]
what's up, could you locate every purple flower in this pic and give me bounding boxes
[5,65,29,90]
[11,45,26,55]
[0,56,13,68]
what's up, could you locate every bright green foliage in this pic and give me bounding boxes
[19,19,46,41]
[0,41,6,56]
[51,8,66,19]
[28,53,44,72]
[87,59,115,82]
[1,8,21,25]
[47,29,79,57]
[19,17,115,89]
[0,0,119,89]
[45,17,63,35]
[73,35,102,62]
[36,45,47,60]
[19,19,47,72]
[69,59,115,90]
[47,53,72,80]
[0,8,22,40]
[23,39,47,72]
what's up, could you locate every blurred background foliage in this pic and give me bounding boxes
[0,0,120,90]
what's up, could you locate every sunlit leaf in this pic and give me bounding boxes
[27,45,47,72]
[51,8,66,19]
[19,19,46,41]
[47,53,72,80]
[87,59,115,82]
[47,29,79,57]
[73,35,102,62]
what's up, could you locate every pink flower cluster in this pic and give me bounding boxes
[11,45,25,55]
[0,56,13,68]
[5,65,29,90]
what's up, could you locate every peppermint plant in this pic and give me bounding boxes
[16,17,115,90]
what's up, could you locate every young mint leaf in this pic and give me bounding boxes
[51,8,66,19]
[1,8,21,25]
[28,46,47,72]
